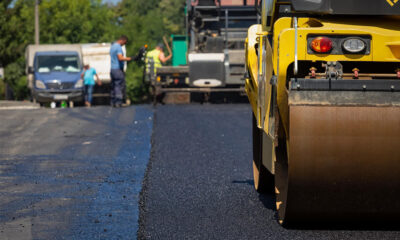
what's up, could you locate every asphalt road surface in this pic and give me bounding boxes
[138,104,400,240]
[0,104,399,240]
[0,106,153,240]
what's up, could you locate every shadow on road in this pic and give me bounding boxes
[232,179,276,211]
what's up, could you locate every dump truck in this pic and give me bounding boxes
[147,0,258,103]
[26,43,126,106]
[245,0,400,225]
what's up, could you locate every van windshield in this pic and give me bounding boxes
[36,55,80,73]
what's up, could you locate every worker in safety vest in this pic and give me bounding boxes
[146,43,172,75]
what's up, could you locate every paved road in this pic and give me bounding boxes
[0,104,399,240]
[138,104,400,240]
[0,106,153,240]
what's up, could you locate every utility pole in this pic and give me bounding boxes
[35,0,39,45]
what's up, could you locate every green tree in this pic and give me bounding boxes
[0,0,35,99]
[39,0,116,44]
[0,0,116,100]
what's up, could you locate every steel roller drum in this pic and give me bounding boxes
[276,91,400,225]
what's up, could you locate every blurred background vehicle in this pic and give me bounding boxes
[146,0,258,104]
[26,43,126,106]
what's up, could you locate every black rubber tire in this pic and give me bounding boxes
[252,114,275,193]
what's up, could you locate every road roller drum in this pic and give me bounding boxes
[275,91,400,225]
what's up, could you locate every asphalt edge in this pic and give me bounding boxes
[137,105,157,240]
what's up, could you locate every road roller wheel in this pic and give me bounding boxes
[274,96,400,226]
[252,114,274,193]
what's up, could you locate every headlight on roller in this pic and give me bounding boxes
[74,79,83,88]
[342,38,366,53]
[35,80,46,89]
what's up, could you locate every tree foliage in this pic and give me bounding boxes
[39,0,116,44]
[0,0,186,101]
[0,1,35,100]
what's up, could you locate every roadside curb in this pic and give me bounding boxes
[0,101,40,110]
[0,106,40,110]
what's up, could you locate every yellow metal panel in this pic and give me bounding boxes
[245,24,262,117]
[260,36,274,132]
[248,16,400,139]
[272,17,292,74]
[270,17,400,137]
[299,17,400,62]
[245,77,257,116]
[245,23,275,135]
[274,17,400,62]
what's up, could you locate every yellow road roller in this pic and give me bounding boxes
[245,0,400,225]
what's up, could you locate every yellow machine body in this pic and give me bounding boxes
[247,16,400,137]
[245,1,400,225]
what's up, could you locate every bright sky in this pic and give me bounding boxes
[102,0,121,5]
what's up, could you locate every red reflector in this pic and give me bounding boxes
[311,37,332,53]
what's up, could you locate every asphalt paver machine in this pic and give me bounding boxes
[245,0,400,225]
[146,0,258,103]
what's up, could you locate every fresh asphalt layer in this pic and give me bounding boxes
[138,104,400,240]
[0,106,153,240]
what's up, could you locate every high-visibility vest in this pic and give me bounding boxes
[146,49,162,70]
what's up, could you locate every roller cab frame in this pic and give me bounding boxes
[245,0,400,226]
